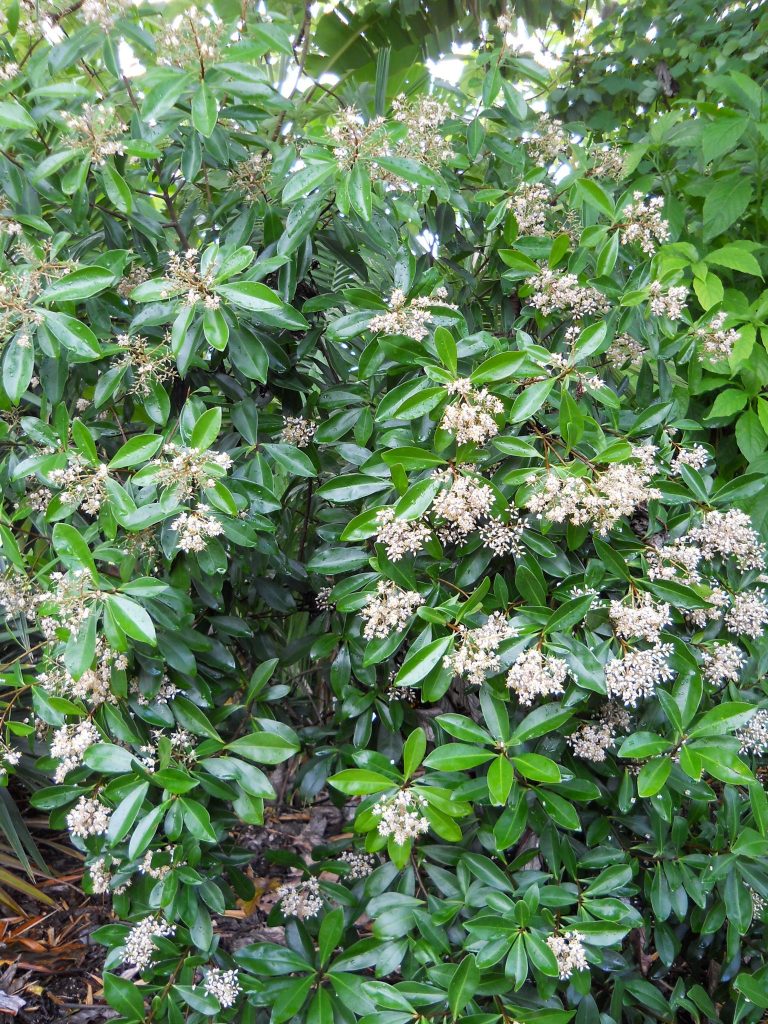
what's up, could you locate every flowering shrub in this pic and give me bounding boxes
[550,0,768,474]
[1,3,767,1023]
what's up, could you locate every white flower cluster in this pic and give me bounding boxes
[445,612,515,686]
[529,269,609,320]
[171,505,224,553]
[66,795,112,838]
[80,0,134,29]
[441,379,503,446]
[526,457,660,536]
[150,443,232,499]
[609,595,670,644]
[161,249,220,309]
[203,968,241,1008]
[330,95,452,182]
[361,581,424,639]
[387,678,418,704]
[231,152,272,202]
[140,847,178,880]
[496,11,513,33]
[61,104,127,165]
[375,508,431,561]
[40,636,127,706]
[431,472,495,544]
[157,6,228,69]
[687,587,732,631]
[568,703,631,762]
[687,509,765,571]
[695,312,740,362]
[620,193,670,255]
[374,471,523,559]
[671,445,708,475]
[0,743,21,777]
[117,264,150,299]
[701,643,745,685]
[0,570,41,622]
[50,720,101,782]
[604,643,674,707]
[606,333,646,371]
[132,674,180,708]
[0,255,65,338]
[726,591,768,639]
[546,931,588,979]
[549,352,605,392]
[49,455,109,516]
[751,888,768,916]
[368,287,456,342]
[36,569,96,640]
[510,182,552,236]
[479,515,525,556]
[166,728,196,764]
[373,789,429,845]
[648,511,765,627]
[590,146,625,180]
[114,333,175,397]
[648,281,688,320]
[525,114,569,165]
[277,877,323,919]
[391,94,454,169]
[506,648,570,705]
[87,856,113,894]
[339,850,376,879]
[328,107,387,172]
[123,914,176,970]
[737,709,768,756]
[281,416,317,447]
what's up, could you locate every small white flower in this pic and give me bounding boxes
[609,595,670,645]
[737,709,768,756]
[620,193,670,255]
[373,789,429,845]
[277,877,323,919]
[202,968,241,1008]
[280,416,317,447]
[546,931,588,978]
[506,648,569,705]
[66,795,111,838]
[123,915,176,970]
[360,581,424,640]
[648,281,687,320]
[446,612,516,686]
[339,850,376,879]
[604,644,674,707]
[726,592,768,639]
[696,312,740,361]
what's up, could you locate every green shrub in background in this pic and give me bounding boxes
[549,0,768,493]
[0,1,767,1022]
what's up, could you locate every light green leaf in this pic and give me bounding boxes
[106,595,156,645]
[192,80,219,137]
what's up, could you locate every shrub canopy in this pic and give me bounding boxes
[1,2,768,1023]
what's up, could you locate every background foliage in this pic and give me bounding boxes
[1,1,768,1023]
[550,0,768,514]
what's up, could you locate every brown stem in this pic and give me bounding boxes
[298,480,314,561]
[121,75,190,248]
